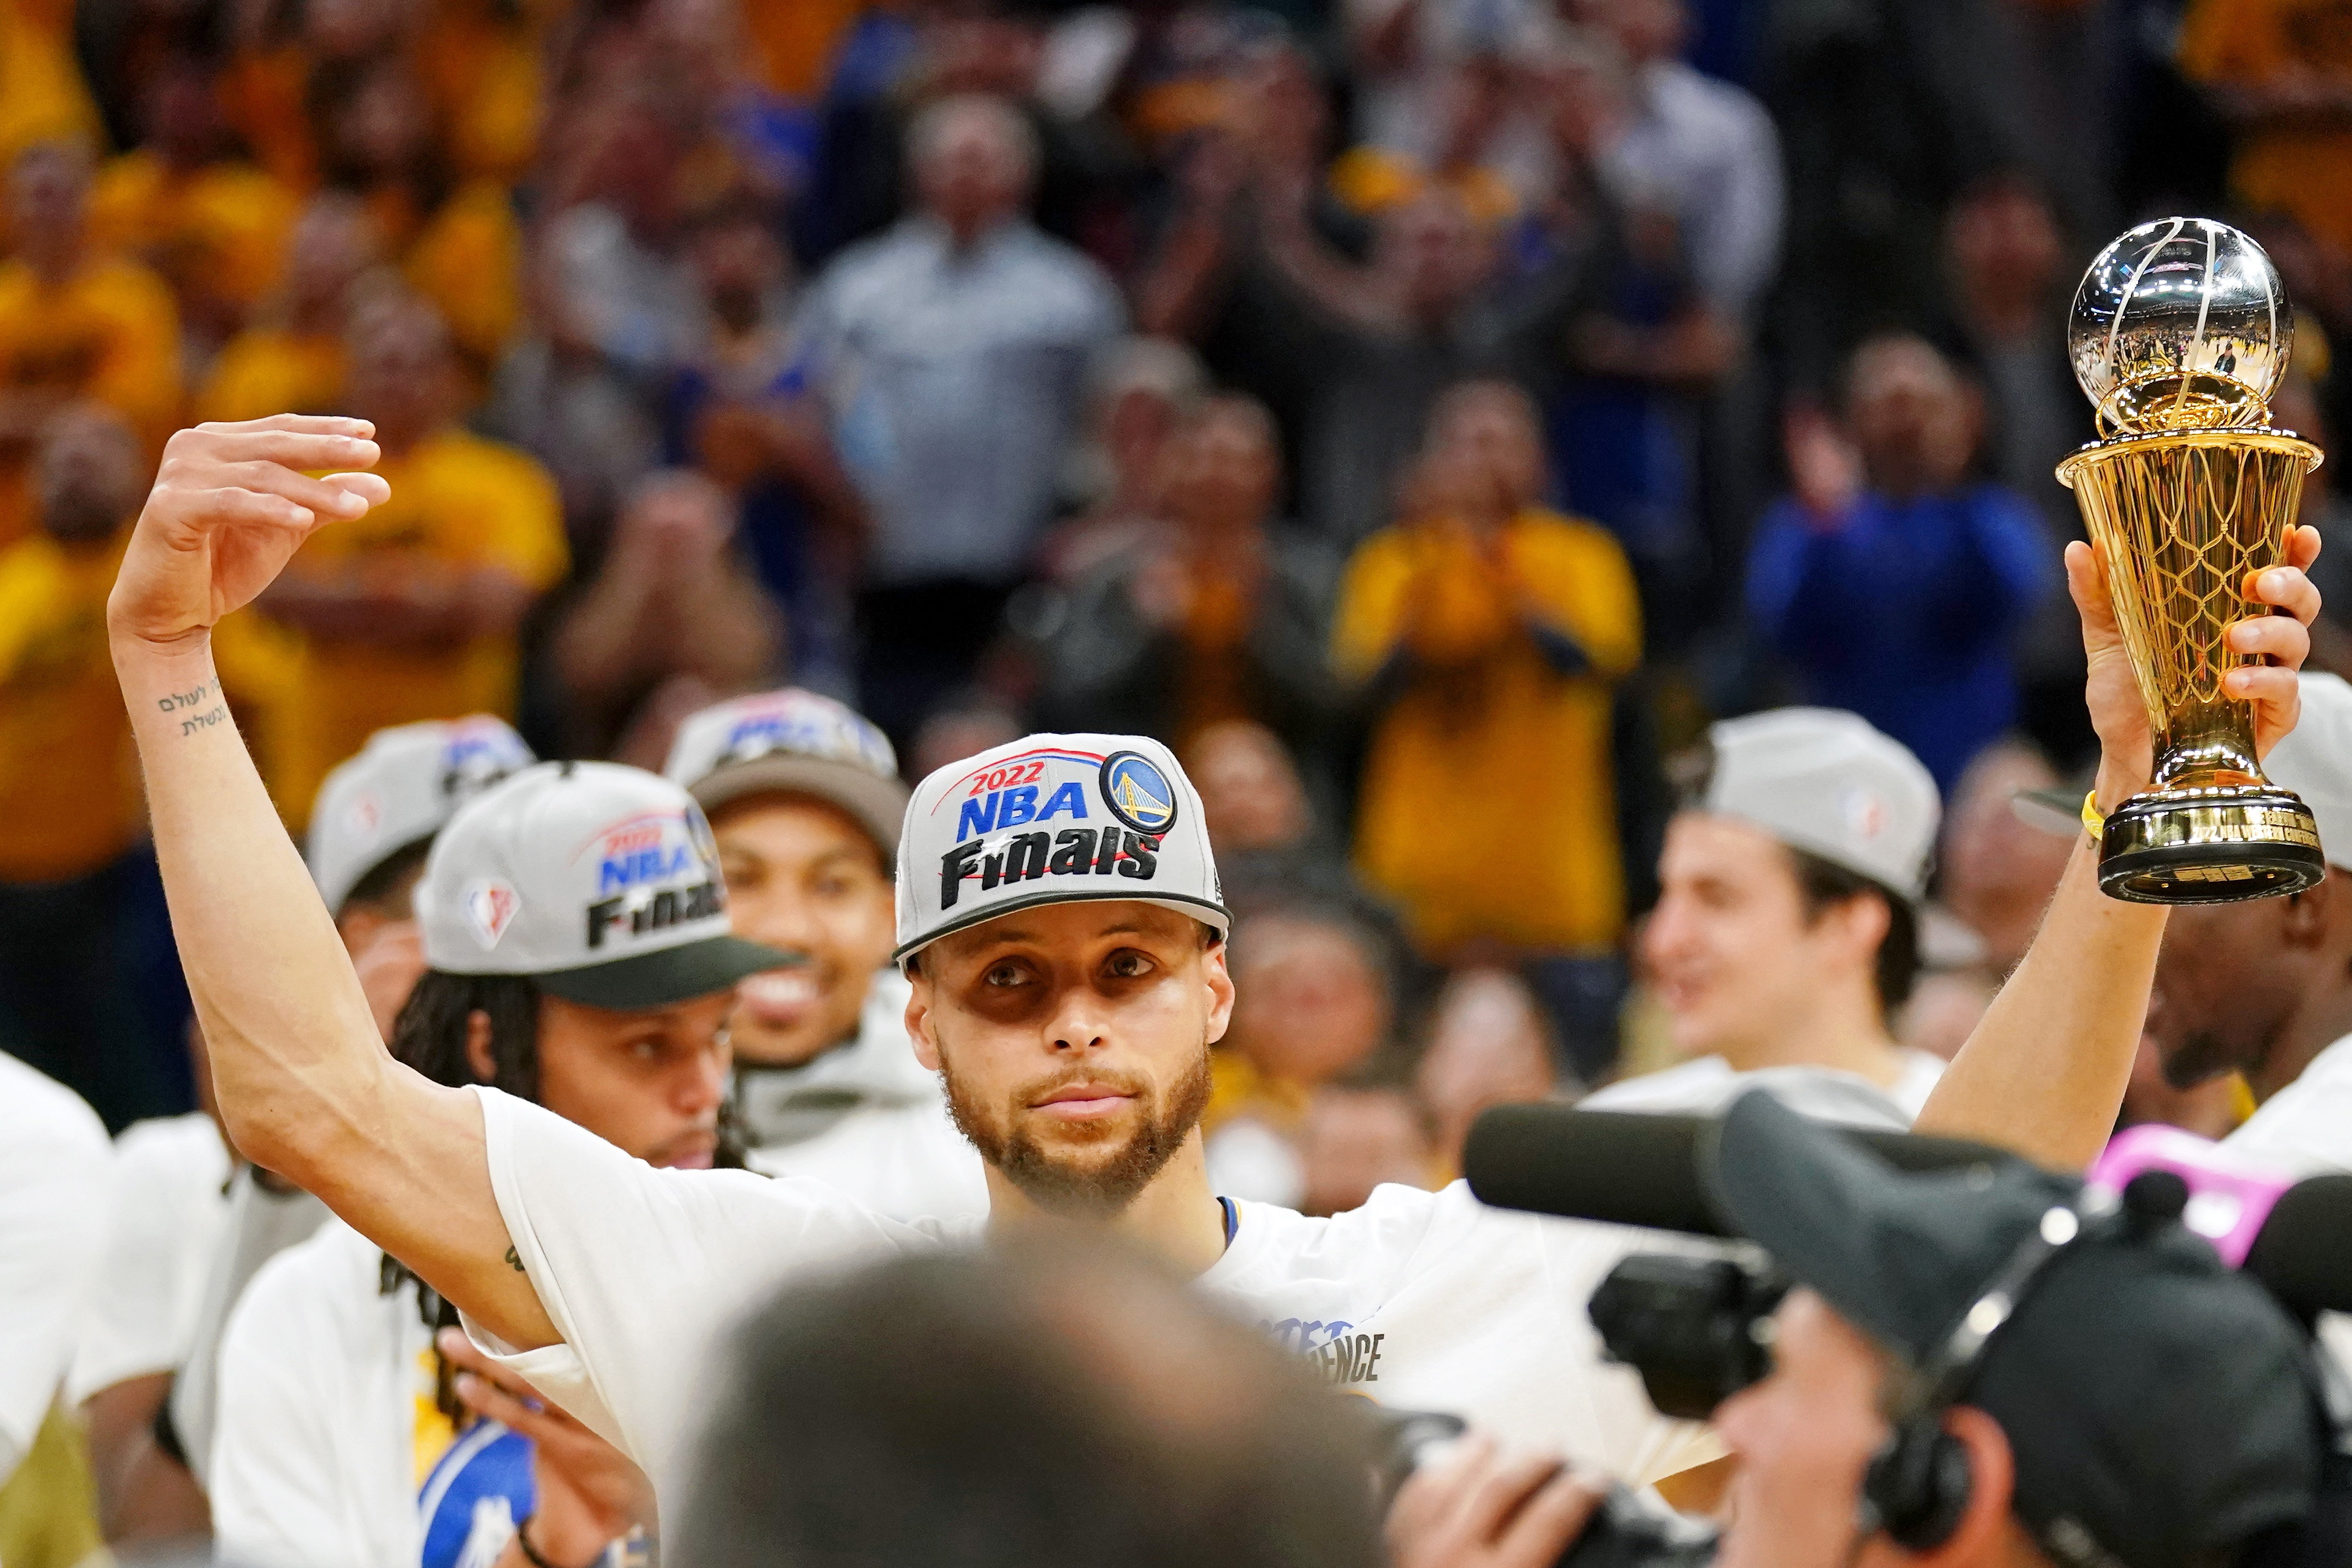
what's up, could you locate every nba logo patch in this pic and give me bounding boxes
[1100,752,1178,834]
[346,791,382,843]
[1840,788,1888,842]
[466,880,521,949]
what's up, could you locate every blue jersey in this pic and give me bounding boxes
[417,1420,646,1568]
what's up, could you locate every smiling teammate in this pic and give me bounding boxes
[1591,708,1947,1125]
[105,416,2318,1510]
[664,688,986,1220]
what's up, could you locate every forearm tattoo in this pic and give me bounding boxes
[154,677,226,738]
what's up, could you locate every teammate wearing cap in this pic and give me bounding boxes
[2137,672,2352,1176]
[102,418,2315,1514]
[212,758,781,1568]
[1591,709,1947,1125]
[1700,1090,2331,1568]
[311,716,539,1036]
[664,689,985,1221]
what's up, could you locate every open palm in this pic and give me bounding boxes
[2067,524,2323,808]
[106,415,389,649]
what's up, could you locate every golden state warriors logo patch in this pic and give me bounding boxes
[1100,752,1178,835]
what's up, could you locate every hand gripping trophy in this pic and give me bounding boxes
[2060,217,2327,902]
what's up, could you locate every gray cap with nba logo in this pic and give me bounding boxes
[416,760,789,1010]
[1698,708,1942,902]
[307,716,536,914]
[893,733,1231,964]
[663,687,909,858]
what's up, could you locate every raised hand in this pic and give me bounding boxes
[106,414,388,654]
[2066,523,2322,810]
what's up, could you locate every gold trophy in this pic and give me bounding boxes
[2058,218,2325,902]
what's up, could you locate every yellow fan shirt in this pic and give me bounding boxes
[0,531,139,881]
[2179,0,2352,253]
[87,150,303,315]
[269,430,565,823]
[1333,507,1640,955]
[0,256,183,547]
[196,328,346,425]
[0,0,100,180]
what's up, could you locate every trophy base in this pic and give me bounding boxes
[2097,788,2327,904]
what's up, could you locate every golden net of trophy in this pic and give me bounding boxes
[2058,218,2325,902]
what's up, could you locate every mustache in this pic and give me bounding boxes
[641,1118,722,1165]
[1014,1064,1153,1107]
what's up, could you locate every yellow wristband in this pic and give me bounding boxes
[2082,790,2105,842]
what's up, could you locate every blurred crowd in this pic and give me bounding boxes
[6,0,2352,1169]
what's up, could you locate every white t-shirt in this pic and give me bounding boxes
[1582,1051,1943,1127]
[69,1111,234,1404]
[2224,1035,2352,1380]
[172,1165,334,1488]
[211,1219,431,1568]
[213,1218,603,1568]
[0,1052,113,1483]
[2226,1033,2352,1177]
[466,1087,1716,1507]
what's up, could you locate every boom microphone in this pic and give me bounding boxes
[1462,1105,2005,1236]
[1467,1105,2352,1315]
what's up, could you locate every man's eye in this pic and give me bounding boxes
[984,964,1028,987]
[1106,951,1153,979]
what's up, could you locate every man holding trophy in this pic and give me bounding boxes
[1921,216,2329,1172]
[2060,223,2352,1178]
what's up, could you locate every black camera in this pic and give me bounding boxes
[1587,1251,1787,1421]
[1374,1409,1718,1568]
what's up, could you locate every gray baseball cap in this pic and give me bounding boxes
[307,717,536,914]
[663,688,908,859]
[1698,709,1941,901]
[416,761,789,1010]
[2256,672,2352,873]
[894,733,1230,964]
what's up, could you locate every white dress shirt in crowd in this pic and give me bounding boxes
[1600,58,1785,316]
[794,215,1125,587]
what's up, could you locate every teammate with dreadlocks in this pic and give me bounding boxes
[209,760,773,1568]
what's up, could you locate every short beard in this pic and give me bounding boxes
[943,1046,1214,1218]
[2161,1028,2251,1091]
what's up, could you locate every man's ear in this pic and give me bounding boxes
[1907,1406,2015,1566]
[2280,873,2335,953]
[1821,892,1891,975]
[464,1008,497,1085]
[905,969,942,1072]
[1201,938,1236,1046]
